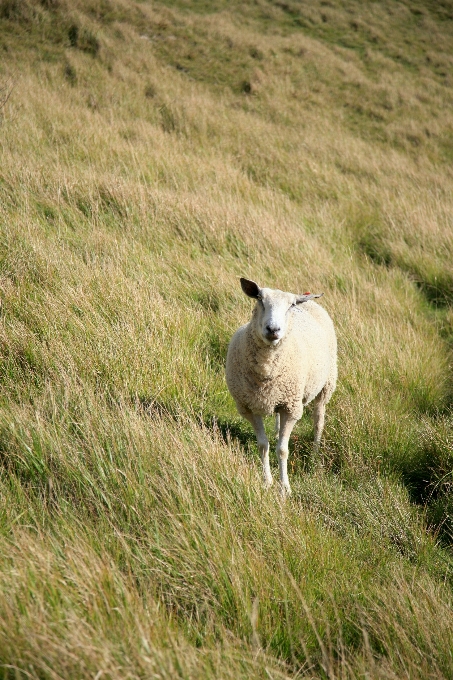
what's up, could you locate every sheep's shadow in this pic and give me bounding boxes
[205,412,322,473]
[204,415,254,453]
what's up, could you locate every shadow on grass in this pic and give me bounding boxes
[133,395,182,421]
[396,421,453,547]
[355,223,453,310]
[413,273,453,309]
[203,414,255,453]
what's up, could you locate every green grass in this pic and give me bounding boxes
[0,0,453,677]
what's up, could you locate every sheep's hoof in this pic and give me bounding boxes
[279,482,292,498]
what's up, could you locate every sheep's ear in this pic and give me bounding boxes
[295,292,324,304]
[240,278,261,299]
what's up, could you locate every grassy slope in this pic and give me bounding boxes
[0,0,453,677]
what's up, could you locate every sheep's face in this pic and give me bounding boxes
[240,278,322,347]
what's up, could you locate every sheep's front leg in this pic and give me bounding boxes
[242,411,273,487]
[276,411,298,496]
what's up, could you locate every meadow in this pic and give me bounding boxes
[0,0,453,677]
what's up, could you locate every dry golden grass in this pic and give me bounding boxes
[0,0,453,677]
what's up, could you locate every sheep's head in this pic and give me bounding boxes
[240,277,323,347]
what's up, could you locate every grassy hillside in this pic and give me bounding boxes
[0,0,453,677]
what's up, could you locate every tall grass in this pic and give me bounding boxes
[0,0,453,676]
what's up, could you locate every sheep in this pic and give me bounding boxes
[226,277,337,495]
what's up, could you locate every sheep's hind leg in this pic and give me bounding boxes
[276,411,298,496]
[314,371,335,454]
[313,397,326,450]
[242,411,273,488]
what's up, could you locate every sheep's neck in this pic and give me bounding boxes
[247,326,283,379]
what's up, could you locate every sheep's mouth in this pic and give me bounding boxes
[265,333,281,345]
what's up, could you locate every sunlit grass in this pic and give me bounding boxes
[0,0,452,677]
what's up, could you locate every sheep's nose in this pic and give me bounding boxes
[266,324,281,335]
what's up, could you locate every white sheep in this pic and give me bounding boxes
[226,277,337,494]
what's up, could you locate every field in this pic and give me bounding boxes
[0,0,453,677]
